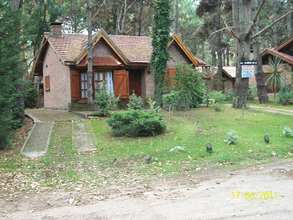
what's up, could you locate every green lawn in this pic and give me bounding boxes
[1,107,293,192]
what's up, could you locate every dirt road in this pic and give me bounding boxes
[2,160,293,220]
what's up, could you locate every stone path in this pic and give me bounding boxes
[22,109,83,158]
[72,120,97,152]
[21,122,54,158]
[249,105,293,116]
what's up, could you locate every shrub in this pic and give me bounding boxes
[23,80,38,108]
[213,103,223,112]
[171,64,206,109]
[224,130,238,145]
[107,110,166,137]
[283,127,293,137]
[278,86,293,105]
[248,86,257,101]
[95,87,118,116]
[127,93,144,110]
[163,90,180,111]
[208,91,227,103]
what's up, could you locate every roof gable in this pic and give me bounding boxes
[75,30,128,65]
[169,35,207,66]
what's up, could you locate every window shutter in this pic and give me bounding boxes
[166,68,176,88]
[113,70,129,99]
[45,75,50,92]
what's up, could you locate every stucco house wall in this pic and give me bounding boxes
[167,43,190,68]
[43,46,71,109]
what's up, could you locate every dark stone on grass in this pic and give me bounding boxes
[144,155,152,164]
[206,143,213,153]
[264,134,270,144]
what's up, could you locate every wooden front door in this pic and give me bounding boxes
[71,69,81,101]
[114,70,129,99]
[129,70,142,96]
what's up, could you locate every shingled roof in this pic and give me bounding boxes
[39,30,206,66]
[262,36,293,65]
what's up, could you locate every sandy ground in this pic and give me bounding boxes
[1,160,293,220]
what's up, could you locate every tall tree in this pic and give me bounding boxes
[151,0,171,106]
[87,0,94,104]
[0,0,24,148]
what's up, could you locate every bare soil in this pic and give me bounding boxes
[1,160,293,220]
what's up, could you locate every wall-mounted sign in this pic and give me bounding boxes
[240,60,257,78]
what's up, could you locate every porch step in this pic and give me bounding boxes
[69,103,98,112]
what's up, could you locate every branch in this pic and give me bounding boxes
[252,10,293,39]
[222,16,240,41]
[246,0,266,36]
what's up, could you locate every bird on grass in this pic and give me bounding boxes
[264,133,270,144]
[206,143,213,153]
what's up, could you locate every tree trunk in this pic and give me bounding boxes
[174,0,179,33]
[138,0,144,35]
[232,0,251,108]
[87,0,94,104]
[287,8,293,37]
[233,39,250,108]
[214,1,223,91]
[226,46,230,66]
[254,42,268,103]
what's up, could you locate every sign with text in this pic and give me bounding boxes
[240,61,257,78]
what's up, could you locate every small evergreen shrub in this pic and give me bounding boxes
[278,86,293,105]
[208,91,227,103]
[95,87,118,116]
[23,81,38,108]
[170,64,206,110]
[283,127,293,137]
[107,110,166,137]
[225,130,239,145]
[213,103,223,112]
[127,93,144,110]
[163,91,180,111]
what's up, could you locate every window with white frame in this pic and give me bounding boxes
[80,73,88,98]
[94,71,114,95]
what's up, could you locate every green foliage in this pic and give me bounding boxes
[127,93,144,110]
[213,103,223,112]
[224,130,239,145]
[147,98,161,113]
[107,110,166,137]
[151,0,171,106]
[208,91,227,103]
[0,3,25,149]
[163,90,180,111]
[248,86,257,101]
[172,64,206,109]
[283,127,293,138]
[266,58,285,100]
[277,86,293,105]
[23,81,38,108]
[95,87,118,116]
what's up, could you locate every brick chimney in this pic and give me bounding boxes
[50,20,62,36]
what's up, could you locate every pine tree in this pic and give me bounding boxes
[0,1,24,149]
[151,0,171,106]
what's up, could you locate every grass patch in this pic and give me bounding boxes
[0,107,293,191]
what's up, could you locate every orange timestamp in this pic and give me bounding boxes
[232,191,279,200]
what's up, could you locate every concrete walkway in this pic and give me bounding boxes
[72,120,97,152]
[22,109,82,158]
[249,105,293,116]
[21,122,54,158]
